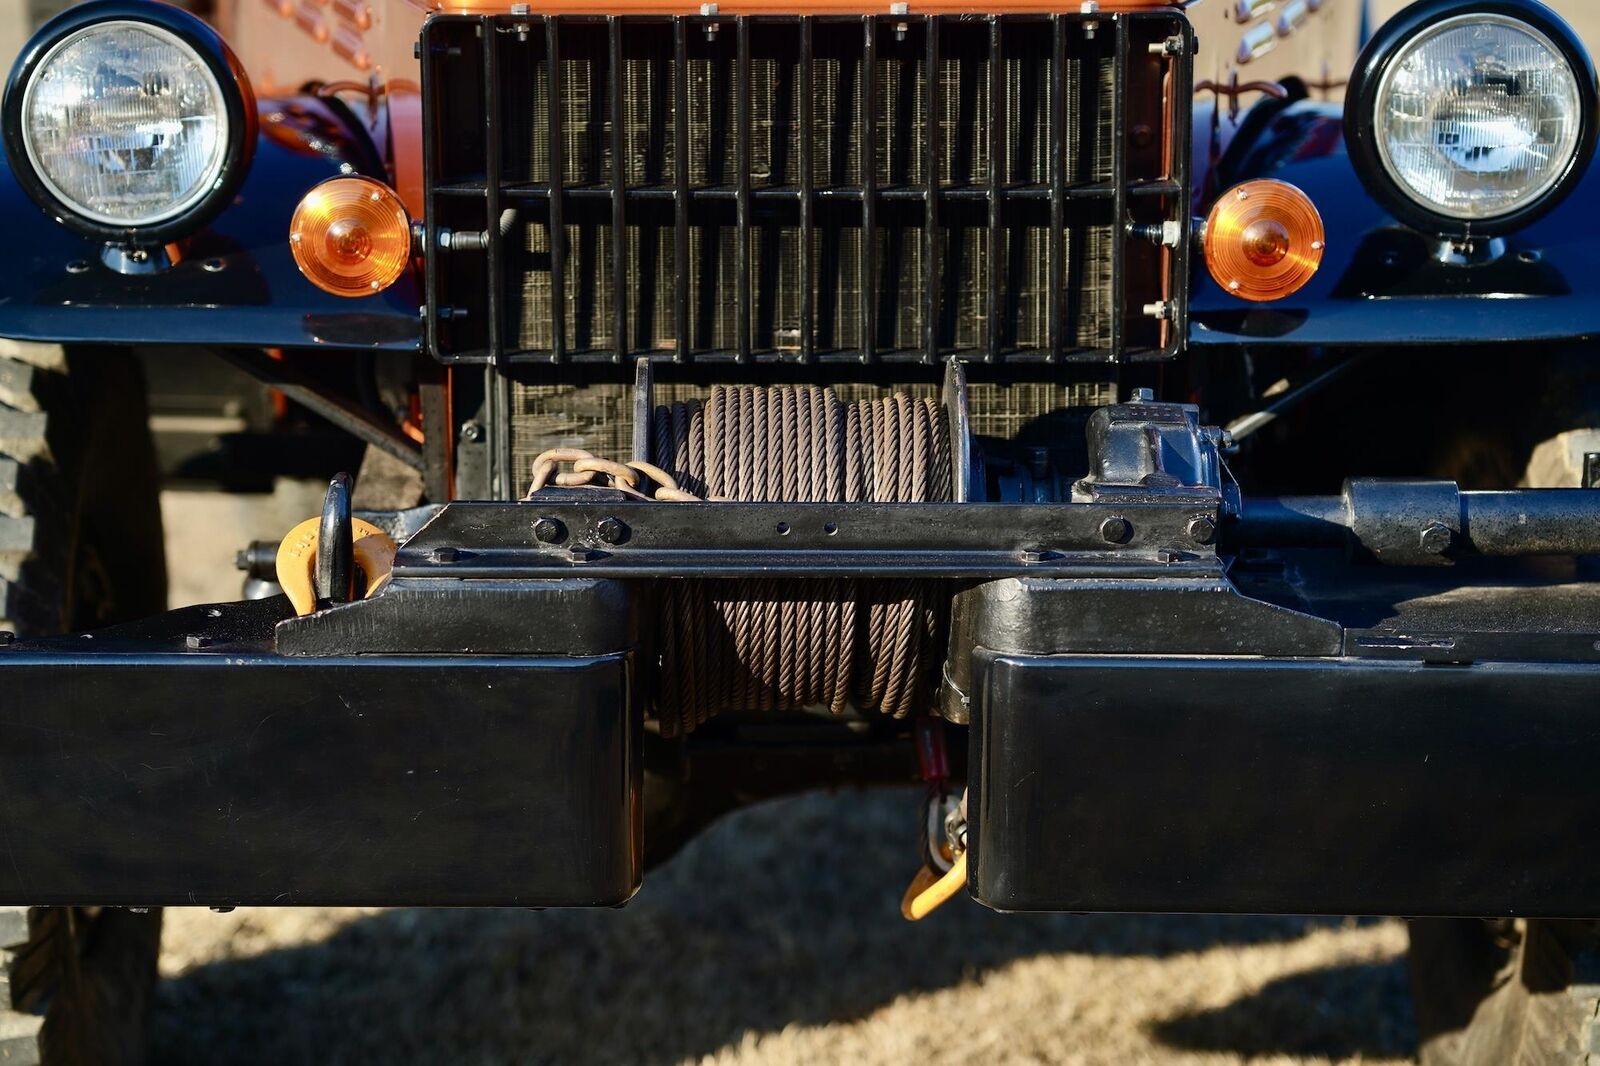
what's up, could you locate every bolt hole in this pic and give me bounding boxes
[776,522,790,536]
[823,522,838,536]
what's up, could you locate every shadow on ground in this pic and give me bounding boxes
[1150,959,1416,1061]
[150,789,1413,1065]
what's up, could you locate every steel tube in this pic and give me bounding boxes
[1237,485,1600,559]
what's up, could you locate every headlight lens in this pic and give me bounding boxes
[20,21,228,228]
[1375,14,1584,222]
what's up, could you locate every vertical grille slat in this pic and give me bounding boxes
[798,16,815,365]
[984,16,1001,365]
[735,17,753,363]
[859,18,877,364]
[673,18,690,364]
[425,11,1190,365]
[1109,14,1128,358]
[1049,15,1065,363]
[608,17,628,363]
[482,23,505,362]
[545,17,568,361]
[921,16,938,366]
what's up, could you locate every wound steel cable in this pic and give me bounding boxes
[651,386,951,736]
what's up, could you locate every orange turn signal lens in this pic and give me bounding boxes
[289,177,412,298]
[1203,179,1325,303]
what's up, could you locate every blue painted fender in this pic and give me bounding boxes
[0,95,421,352]
[1189,97,1600,351]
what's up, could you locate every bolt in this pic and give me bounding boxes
[461,421,485,443]
[1419,523,1453,556]
[0,631,13,646]
[533,517,565,544]
[1187,515,1217,545]
[568,544,597,561]
[1129,387,1155,404]
[1021,548,1058,564]
[127,907,149,914]
[186,634,211,650]
[429,546,461,563]
[1099,516,1132,544]
[210,906,235,913]
[596,517,628,545]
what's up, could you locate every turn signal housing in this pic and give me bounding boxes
[1203,180,1325,303]
[289,176,412,297]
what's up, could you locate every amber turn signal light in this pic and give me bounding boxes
[1203,179,1325,303]
[289,177,412,298]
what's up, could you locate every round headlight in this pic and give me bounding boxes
[3,1,255,244]
[1346,0,1598,237]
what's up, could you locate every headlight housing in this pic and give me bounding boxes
[1345,0,1598,238]
[2,0,255,245]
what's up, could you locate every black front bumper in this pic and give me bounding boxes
[0,599,640,908]
[972,653,1600,917]
[3,494,1599,915]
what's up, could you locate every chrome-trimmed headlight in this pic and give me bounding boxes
[2,0,256,245]
[1345,0,1598,237]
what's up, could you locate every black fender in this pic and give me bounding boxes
[1189,95,1600,350]
[0,94,420,352]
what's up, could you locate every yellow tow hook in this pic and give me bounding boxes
[901,852,969,921]
[275,515,398,617]
[902,773,969,921]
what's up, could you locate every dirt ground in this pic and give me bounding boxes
[152,790,1414,1066]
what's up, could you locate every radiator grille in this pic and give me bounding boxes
[422,12,1191,365]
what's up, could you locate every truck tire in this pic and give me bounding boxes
[1411,919,1600,1066]
[0,342,167,1065]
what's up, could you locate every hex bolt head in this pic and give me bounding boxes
[1186,515,1217,546]
[0,631,15,646]
[1419,522,1453,555]
[186,634,211,650]
[533,517,565,544]
[1099,516,1132,545]
[596,517,628,545]
[429,546,461,563]
[460,421,486,443]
